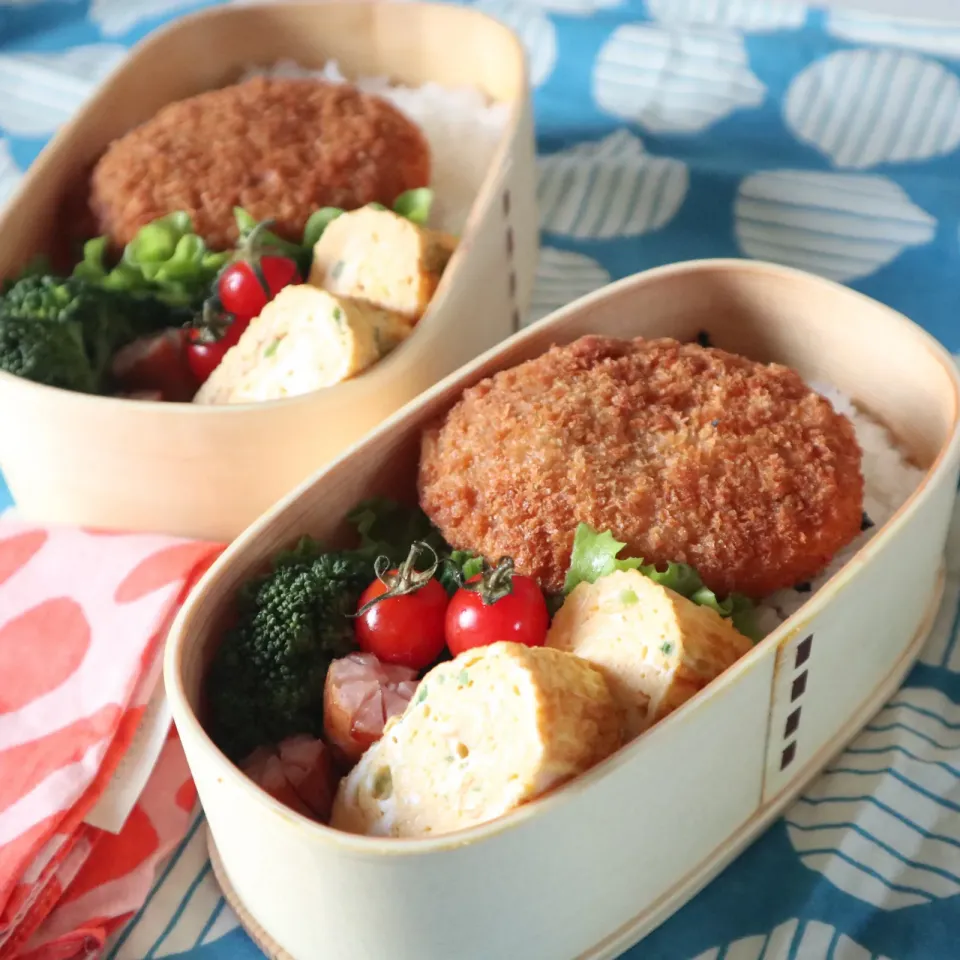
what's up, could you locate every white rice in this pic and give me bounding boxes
[239,60,510,235]
[753,385,926,636]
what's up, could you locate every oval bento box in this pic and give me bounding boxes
[164,259,960,960]
[0,1,537,542]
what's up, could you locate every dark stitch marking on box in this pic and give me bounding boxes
[503,189,520,333]
[779,634,814,773]
[784,707,801,739]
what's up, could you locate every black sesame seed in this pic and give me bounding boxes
[794,581,812,593]
[695,330,713,348]
[711,419,719,427]
[861,512,874,531]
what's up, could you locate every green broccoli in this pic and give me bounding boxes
[205,539,374,762]
[0,313,97,393]
[0,275,190,392]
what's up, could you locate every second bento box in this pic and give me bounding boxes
[0,1,537,540]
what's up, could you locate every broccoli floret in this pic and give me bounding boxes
[1,274,78,321]
[0,275,189,391]
[205,540,374,762]
[0,313,97,393]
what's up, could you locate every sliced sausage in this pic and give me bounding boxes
[242,735,339,823]
[111,329,197,402]
[324,652,419,766]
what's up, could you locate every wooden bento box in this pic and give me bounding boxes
[0,1,537,541]
[164,259,960,960]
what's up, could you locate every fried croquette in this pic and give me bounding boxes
[418,335,865,599]
[89,77,431,250]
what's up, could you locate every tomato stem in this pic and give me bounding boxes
[234,219,282,301]
[186,296,233,343]
[352,541,440,617]
[460,556,516,606]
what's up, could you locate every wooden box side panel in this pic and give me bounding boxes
[762,463,960,802]
[505,97,540,320]
[183,640,775,960]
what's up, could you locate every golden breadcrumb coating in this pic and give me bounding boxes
[90,77,431,250]
[418,335,864,598]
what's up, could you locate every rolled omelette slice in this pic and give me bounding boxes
[308,206,457,322]
[546,569,754,740]
[193,284,411,405]
[330,641,623,839]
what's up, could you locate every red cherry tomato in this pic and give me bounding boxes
[185,315,250,384]
[355,574,449,671]
[446,573,549,657]
[218,256,300,323]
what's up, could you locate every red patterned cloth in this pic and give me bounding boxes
[0,522,223,958]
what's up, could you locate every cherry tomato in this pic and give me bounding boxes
[218,256,300,323]
[185,315,249,384]
[355,574,449,671]
[446,573,549,657]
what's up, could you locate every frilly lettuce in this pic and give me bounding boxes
[73,212,229,307]
[563,526,643,591]
[564,523,761,642]
[71,188,437,311]
[345,496,481,596]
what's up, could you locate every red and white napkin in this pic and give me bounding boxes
[0,521,223,959]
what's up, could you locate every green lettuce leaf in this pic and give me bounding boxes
[302,208,344,249]
[345,496,445,562]
[563,524,643,594]
[345,497,484,596]
[435,549,483,596]
[393,188,433,226]
[459,553,484,580]
[640,561,703,599]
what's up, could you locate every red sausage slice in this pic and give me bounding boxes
[324,652,419,766]
[242,735,338,823]
[111,329,198,402]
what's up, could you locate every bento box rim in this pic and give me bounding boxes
[0,0,527,412]
[165,256,960,855]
